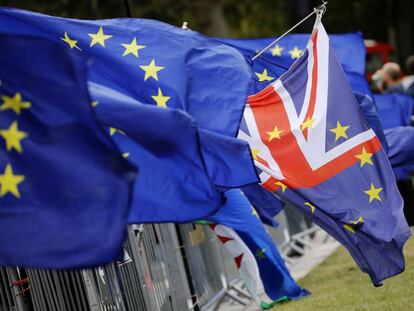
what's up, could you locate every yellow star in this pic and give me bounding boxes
[251,207,259,218]
[343,224,355,233]
[271,44,283,56]
[91,101,99,108]
[289,46,303,59]
[151,88,170,108]
[352,216,364,225]
[122,152,130,158]
[121,37,146,57]
[300,117,315,131]
[0,93,31,115]
[0,121,28,153]
[88,26,112,47]
[0,164,25,198]
[251,147,260,161]
[255,69,274,82]
[255,248,266,259]
[60,32,80,50]
[266,125,284,141]
[109,127,126,136]
[139,59,165,81]
[364,183,383,203]
[275,181,287,193]
[329,121,350,141]
[343,216,364,234]
[355,147,373,167]
[304,202,316,214]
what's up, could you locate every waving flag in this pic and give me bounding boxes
[219,24,385,223]
[239,17,411,285]
[0,7,260,222]
[92,83,256,223]
[207,189,309,305]
[0,34,135,268]
[0,7,251,137]
[385,126,414,168]
[374,93,414,129]
[218,30,368,95]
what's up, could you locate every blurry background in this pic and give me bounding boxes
[2,0,414,66]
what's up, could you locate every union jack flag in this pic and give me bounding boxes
[240,20,381,191]
[239,18,411,285]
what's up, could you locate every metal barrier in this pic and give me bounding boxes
[0,211,319,311]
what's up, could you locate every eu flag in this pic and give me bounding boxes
[0,34,135,268]
[0,7,260,222]
[0,7,252,137]
[91,82,252,223]
[218,30,367,94]
[239,18,411,285]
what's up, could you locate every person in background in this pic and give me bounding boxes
[401,55,414,96]
[381,62,404,93]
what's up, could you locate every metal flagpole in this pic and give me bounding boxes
[251,1,328,61]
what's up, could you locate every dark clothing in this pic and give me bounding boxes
[406,82,414,97]
[385,83,405,94]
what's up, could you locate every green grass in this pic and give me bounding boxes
[274,234,414,311]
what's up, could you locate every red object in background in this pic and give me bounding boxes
[365,40,394,81]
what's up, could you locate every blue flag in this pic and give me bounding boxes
[218,31,367,93]
[0,34,136,268]
[374,93,414,129]
[385,126,414,168]
[0,7,251,137]
[219,27,381,223]
[238,19,411,285]
[354,92,388,152]
[374,93,414,180]
[91,83,257,223]
[0,7,261,222]
[208,189,309,302]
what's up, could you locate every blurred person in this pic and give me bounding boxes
[381,62,403,93]
[402,55,414,96]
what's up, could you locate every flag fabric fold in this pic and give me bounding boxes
[385,126,414,168]
[89,82,222,223]
[238,17,411,285]
[198,129,259,189]
[0,34,136,269]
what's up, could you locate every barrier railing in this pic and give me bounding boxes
[0,210,318,311]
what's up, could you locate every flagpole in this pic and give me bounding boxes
[251,1,327,61]
[254,161,284,181]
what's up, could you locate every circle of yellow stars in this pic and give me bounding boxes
[59,25,175,159]
[60,27,170,109]
[0,92,30,198]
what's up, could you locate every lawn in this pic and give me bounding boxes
[275,234,414,311]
